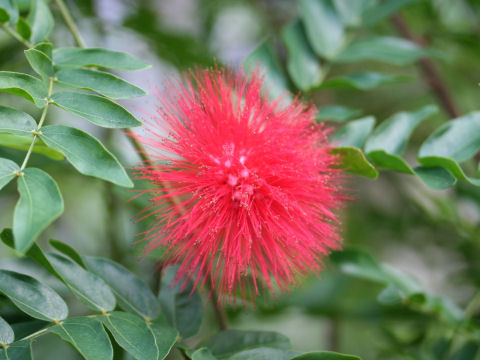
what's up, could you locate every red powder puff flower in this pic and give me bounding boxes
[134,68,346,302]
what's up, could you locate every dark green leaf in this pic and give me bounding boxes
[100,312,158,360]
[365,151,412,173]
[16,17,31,40]
[317,105,362,122]
[0,134,64,160]
[159,266,203,339]
[0,158,19,191]
[320,72,409,90]
[13,167,64,253]
[49,317,113,360]
[282,21,323,91]
[0,8,8,22]
[55,68,146,99]
[332,116,375,148]
[49,239,85,268]
[205,330,291,359]
[191,348,218,360]
[362,0,420,26]
[147,319,178,360]
[40,125,133,187]
[291,351,362,360]
[244,41,290,101]
[0,317,14,345]
[51,92,141,128]
[0,0,18,24]
[337,37,430,65]
[332,0,376,26]
[300,0,345,59]
[45,252,116,312]
[413,166,457,190]
[25,47,54,79]
[83,256,161,319]
[450,341,479,360]
[330,147,378,178]
[229,348,300,360]
[0,105,37,135]
[27,0,53,43]
[0,270,68,321]
[0,340,32,360]
[53,47,150,71]
[0,71,47,107]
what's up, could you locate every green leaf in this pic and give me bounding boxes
[0,71,47,107]
[332,116,376,148]
[0,105,37,135]
[53,48,150,71]
[16,17,31,40]
[25,47,54,80]
[0,317,14,345]
[362,0,420,26]
[100,312,158,360]
[0,158,19,191]
[282,21,323,91]
[291,351,362,360]
[365,151,413,173]
[337,37,430,65]
[0,340,32,360]
[413,166,457,190]
[319,72,409,90]
[55,68,146,99]
[0,7,8,22]
[27,0,53,43]
[332,0,376,26]
[205,330,291,359]
[229,348,300,360]
[35,42,52,58]
[317,105,362,122]
[0,270,68,321]
[49,317,113,360]
[0,0,18,24]
[450,341,479,360]
[159,266,203,339]
[0,134,64,160]
[147,319,178,360]
[300,0,345,59]
[83,256,161,320]
[40,125,133,187]
[49,239,86,268]
[51,92,141,128]
[191,348,218,360]
[331,249,390,283]
[330,147,378,178]
[244,41,289,101]
[45,252,116,312]
[13,168,64,253]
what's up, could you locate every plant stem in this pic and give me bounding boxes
[19,77,54,172]
[1,23,33,48]
[21,327,50,341]
[210,287,229,330]
[53,0,86,48]
[391,13,460,118]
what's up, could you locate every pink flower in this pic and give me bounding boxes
[134,68,346,302]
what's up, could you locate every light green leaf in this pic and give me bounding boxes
[0,340,32,360]
[0,133,64,160]
[49,239,86,268]
[83,256,161,320]
[0,105,37,135]
[362,0,419,26]
[413,166,457,190]
[49,317,113,360]
[27,0,53,43]
[330,147,378,178]
[330,249,390,283]
[337,37,430,65]
[365,151,413,173]
[282,21,323,91]
[35,42,52,58]
[25,47,54,79]
[147,319,178,360]
[13,167,64,253]
[53,47,150,71]
[45,252,116,312]
[300,0,345,59]
[51,92,141,128]
[55,68,146,99]
[0,317,14,345]
[191,348,218,360]
[0,158,19,191]
[16,17,31,40]
[100,312,158,360]
[40,125,133,187]
[159,266,203,339]
[332,116,376,148]
[332,0,376,26]
[0,270,68,321]
[244,41,290,100]
[0,0,18,24]
[205,330,291,359]
[317,105,362,123]
[291,351,362,360]
[320,72,409,90]
[229,348,300,360]
[0,71,47,107]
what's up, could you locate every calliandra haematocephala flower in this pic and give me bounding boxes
[134,67,347,303]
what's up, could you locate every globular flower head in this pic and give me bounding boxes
[135,68,347,303]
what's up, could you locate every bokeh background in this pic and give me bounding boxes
[1,0,480,359]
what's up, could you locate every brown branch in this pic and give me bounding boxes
[391,13,460,118]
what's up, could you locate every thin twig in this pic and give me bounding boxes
[53,0,86,48]
[209,287,229,330]
[391,13,460,118]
